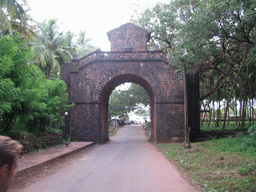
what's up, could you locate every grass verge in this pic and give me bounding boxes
[156,126,256,191]
[201,121,251,131]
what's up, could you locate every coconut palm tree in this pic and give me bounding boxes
[31,19,73,79]
[0,0,37,41]
[62,30,96,58]
[11,13,37,41]
[0,0,25,35]
[75,30,96,57]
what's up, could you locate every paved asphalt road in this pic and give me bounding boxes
[17,125,199,192]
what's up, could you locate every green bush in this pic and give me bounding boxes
[0,34,73,134]
[238,165,253,175]
[248,124,256,136]
[209,123,256,156]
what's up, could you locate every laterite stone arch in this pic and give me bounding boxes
[61,23,189,143]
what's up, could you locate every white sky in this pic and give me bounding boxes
[26,0,170,51]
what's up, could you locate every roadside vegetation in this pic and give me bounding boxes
[156,123,256,192]
[133,1,256,189]
[0,34,73,136]
[133,0,256,131]
[1,3,256,190]
[0,1,96,142]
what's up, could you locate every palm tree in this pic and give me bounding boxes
[31,19,73,79]
[0,0,25,35]
[0,0,37,41]
[62,30,96,58]
[11,12,37,41]
[75,30,96,57]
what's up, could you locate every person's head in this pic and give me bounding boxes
[0,136,22,191]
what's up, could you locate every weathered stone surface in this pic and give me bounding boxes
[107,23,151,52]
[61,23,185,143]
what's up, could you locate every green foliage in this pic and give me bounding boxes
[0,0,25,35]
[157,122,256,190]
[108,83,150,118]
[248,123,256,135]
[238,165,254,175]
[0,34,72,134]
[201,121,251,131]
[203,123,256,156]
[133,0,256,107]
[157,141,256,191]
[64,30,96,58]
[31,19,97,79]
[0,0,37,41]
[31,19,73,79]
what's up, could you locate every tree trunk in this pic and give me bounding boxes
[219,92,221,125]
[228,107,230,124]
[207,98,213,127]
[222,57,245,130]
[241,65,249,127]
[238,76,242,128]
[215,90,220,127]
[213,100,215,126]
[241,100,246,127]
[252,99,254,124]
[249,100,251,126]
[235,97,237,125]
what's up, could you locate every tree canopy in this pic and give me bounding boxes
[109,83,150,118]
[0,2,97,135]
[0,34,72,134]
[133,0,256,129]
[0,0,25,35]
[31,19,73,79]
[0,0,36,40]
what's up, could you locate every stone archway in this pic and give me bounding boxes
[100,74,156,142]
[61,23,189,143]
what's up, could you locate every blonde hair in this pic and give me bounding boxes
[0,136,23,170]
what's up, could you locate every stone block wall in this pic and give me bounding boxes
[107,23,150,52]
[156,103,185,143]
[9,132,63,154]
[69,103,101,142]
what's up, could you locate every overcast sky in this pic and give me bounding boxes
[26,0,170,51]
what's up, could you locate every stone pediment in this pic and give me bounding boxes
[107,23,151,52]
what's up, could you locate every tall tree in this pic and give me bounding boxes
[133,0,256,129]
[0,0,36,40]
[0,0,25,34]
[31,19,73,79]
[0,33,72,134]
[133,0,256,98]
[62,30,96,58]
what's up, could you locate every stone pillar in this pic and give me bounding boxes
[156,102,184,143]
[70,103,101,142]
[187,73,200,141]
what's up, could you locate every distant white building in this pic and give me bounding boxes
[128,113,150,123]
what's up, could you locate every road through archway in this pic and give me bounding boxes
[15,125,199,192]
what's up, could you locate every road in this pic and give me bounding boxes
[15,125,199,192]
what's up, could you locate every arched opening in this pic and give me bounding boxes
[100,74,156,142]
